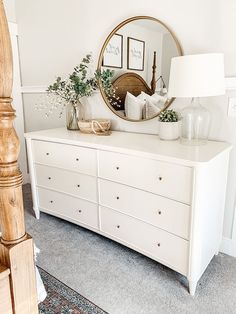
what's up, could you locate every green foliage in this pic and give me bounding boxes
[95,68,114,95]
[158,109,180,122]
[95,68,121,106]
[47,54,97,105]
[47,54,117,106]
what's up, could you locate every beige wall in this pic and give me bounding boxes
[218,0,236,76]
[161,33,177,87]
[14,0,236,241]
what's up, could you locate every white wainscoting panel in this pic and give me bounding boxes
[221,237,236,257]
[225,77,236,90]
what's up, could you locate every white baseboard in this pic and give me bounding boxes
[220,237,236,257]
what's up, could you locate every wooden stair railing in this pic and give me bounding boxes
[0,1,38,313]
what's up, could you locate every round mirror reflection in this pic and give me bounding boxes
[97,16,182,121]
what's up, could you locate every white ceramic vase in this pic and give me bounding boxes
[159,121,180,140]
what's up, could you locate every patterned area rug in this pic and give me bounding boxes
[38,267,107,314]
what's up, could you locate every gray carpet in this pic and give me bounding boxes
[23,184,236,314]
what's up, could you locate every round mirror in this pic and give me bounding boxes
[97,16,183,122]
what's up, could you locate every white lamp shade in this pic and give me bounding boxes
[168,53,225,98]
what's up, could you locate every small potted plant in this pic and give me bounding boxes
[158,109,181,140]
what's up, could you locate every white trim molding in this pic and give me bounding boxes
[225,77,236,91]
[220,200,236,258]
[21,80,236,94]
[232,201,236,241]
[8,22,18,36]
[21,86,47,94]
[220,237,236,257]
[21,86,101,94]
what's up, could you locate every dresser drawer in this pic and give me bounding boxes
[35,164,97,202]
[33,140,97,176]
[98,150,192,204]
[100,206,188,275]
[99,179,190,239]
[38,187,98,229]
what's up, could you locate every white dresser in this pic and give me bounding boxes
[25,128,232,295]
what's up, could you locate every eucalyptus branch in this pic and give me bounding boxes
[40,53,118,117]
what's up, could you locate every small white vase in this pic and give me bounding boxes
[159,121,180,140]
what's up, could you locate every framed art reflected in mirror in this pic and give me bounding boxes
[102,33,123,69]
[127,37,145,71]
[97,16,183,122]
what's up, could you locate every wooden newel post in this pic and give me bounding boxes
[0,1,38,313]
[0,95,26,243]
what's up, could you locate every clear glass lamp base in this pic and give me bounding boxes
[180,98,211,146]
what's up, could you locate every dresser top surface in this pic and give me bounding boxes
[25,128,232,166]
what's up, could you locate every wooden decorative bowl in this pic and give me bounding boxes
[78,119,111,135]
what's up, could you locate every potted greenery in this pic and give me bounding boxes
[158,109,181,140]
[47,54,97,130]
[47,54,116,130]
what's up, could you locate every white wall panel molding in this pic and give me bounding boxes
[21,86,47,94]
[21,79,236,94]
[221,237,236,257]
[225,77,236,91]
[8,21,18,35]
[232,203,236,241]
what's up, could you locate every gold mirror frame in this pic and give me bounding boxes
[97,16,183,122]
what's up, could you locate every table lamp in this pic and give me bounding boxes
[168,53,225,145]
